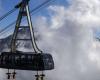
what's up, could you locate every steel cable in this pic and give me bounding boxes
[0,8,17,22]
[0,0,54,36]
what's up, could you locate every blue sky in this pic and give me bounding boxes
[0,0,67,38]
[0,0,67,24]
[1,0,100,80]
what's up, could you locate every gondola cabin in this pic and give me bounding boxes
[0,51,54,71]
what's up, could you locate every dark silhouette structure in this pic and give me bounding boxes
[0,0,54,80]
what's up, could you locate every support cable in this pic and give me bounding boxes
[0,21,16,34]
[30,0,54,13]
[0,8,17,22]
[0,0,54,36]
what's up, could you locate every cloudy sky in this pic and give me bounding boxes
[1,0,100,80]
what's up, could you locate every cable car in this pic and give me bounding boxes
[0,2,54,80]
[0,51,54,71]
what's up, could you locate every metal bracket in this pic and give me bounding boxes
[15,0,30,8]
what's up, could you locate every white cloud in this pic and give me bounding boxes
[1,0,100,80]
[67,0,100,26]
[33,0,100,80]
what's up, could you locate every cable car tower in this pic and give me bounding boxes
[0,0,54,80]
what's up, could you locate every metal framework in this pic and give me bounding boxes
[0,0,54,80]
[11,0,40,53]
